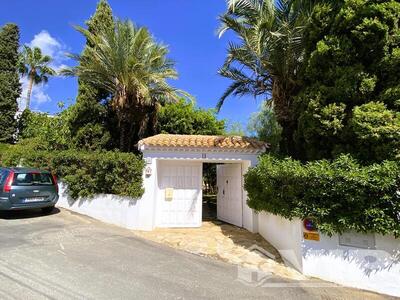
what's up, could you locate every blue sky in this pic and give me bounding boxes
[0,0,261,127]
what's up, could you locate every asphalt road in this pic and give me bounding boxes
[0,208,392,300]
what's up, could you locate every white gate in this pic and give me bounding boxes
[217,164,243,227]
[157,161,202,227]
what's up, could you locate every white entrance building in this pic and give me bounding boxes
[57,133,400,296]
[136,134,267,232]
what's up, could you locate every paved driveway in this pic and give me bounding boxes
[0,209,391,300]
[134,221,306,280]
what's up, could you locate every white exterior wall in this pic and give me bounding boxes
[58,149,261,232]
[142,149,259,165]
[156,160,203,227]
[57,184,141,229]
[241,161,258,233]
[257,212,303,270]
[303,232,400,297]
[257,213,400,297]
[56,159,158,231]
[142,149,260,232]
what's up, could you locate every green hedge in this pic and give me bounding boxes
[0,143,10,153]
[0,144,145,199]
[245,155,400,237]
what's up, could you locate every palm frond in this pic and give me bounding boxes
[217,0,318,111]
[19,45,56,89]
[65,19,189,111]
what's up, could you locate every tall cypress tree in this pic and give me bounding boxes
[69,0,115,150]
[0,23,20,143]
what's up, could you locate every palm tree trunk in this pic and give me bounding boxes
[26,73,34,110]
[119,122,127,151]
[147,103,159,136]
[118,112,137,152]
[272,80,296,157]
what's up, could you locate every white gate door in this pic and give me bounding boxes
[217,164,243,227]
[157,161,202,227]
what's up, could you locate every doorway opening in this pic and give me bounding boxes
[202,163,218,221]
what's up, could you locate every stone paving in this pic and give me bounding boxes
[134,220,306,280]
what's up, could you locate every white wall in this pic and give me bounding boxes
[258,212,303,270]
[156,160,203,228]
[302,232,400,297]
[257,213,400,297]
[57,148,261,232]
[57,173,156,231]
[143,149,261,232]
[241,161,258,233]
[142,149,260,166]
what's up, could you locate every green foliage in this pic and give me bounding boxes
[218,0,316,155]
[0,23,20,143]
[226,121,246,136]
[0,144,144,199]
[295,0,400,161]
[18,106,112,151]
[71,121,112,151]
[18,109,72,150]
[63,19,188,151]
[248,102,282,153]
[157,99,225,135]
[350,102,400,161]
[68,0,114,151]
[0,143,9,153]
[245,154,400,237]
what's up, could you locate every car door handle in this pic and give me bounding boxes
[33,190,40,193]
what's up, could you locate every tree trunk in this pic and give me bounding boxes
[118,107,142,152]
[119,121,127,151]
[272,80,297,157]
[26,73,34,110]
[279,121,296,156]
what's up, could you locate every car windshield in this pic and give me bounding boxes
[13,172,54,186]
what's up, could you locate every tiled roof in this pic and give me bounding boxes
[138,134,268,152]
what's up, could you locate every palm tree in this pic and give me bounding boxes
[62,20,188,151]
[19,46,56,110]
[217,0,321,155]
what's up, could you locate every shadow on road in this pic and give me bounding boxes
[0,207,61,220]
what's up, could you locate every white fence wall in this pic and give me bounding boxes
[257,213,400,297]
[57,183,155,231]
[302,232,400,297]
[258,212,303,270]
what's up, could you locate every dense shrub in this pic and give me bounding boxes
[157,99,225,135]
[17,109,72,151]
[294,0,400,161]
[0,144,144,199]
[245,155,400,237]
[0,143,9,153]
[18,108,111,152]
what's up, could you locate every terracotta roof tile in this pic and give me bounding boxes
[139,134,267,152]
